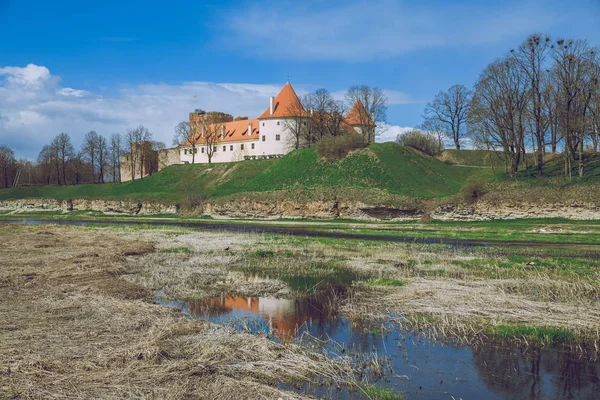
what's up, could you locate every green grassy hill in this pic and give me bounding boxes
[0,143,485,204]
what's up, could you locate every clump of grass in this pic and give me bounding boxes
[254,250,275,258]
[367,278,405,287]
[159,247,193,254]
[493,324,574,344]
[362,384,405,400]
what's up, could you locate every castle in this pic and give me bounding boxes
[120,83,374,181]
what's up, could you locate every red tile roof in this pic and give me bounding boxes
[258,82,305,119]
[184,118,260,145]
[345,101,376,127]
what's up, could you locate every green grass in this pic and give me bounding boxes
[362,385,405,400]
[0,143,484,203]
[367,278,405,287]
[493,324,574,343]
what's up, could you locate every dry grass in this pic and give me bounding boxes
[0,224,367,399]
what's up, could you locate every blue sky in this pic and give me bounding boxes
[1,0,600,159]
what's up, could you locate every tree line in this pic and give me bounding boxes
[0,125,165,188]
[420,34,600,178]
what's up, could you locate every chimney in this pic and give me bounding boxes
[248,123,252,136]
[270,96,275,115]
[310,108,314,116]
[221,126,225,138]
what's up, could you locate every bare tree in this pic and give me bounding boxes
[283,98,308,150]
[96,134,108,183]
[82,131,99,183]
[552,39,599,177]
[199,115,221,164]
[325,100,349,137]
[424,84,472,150]
[510,34,553,175]
[470,57,529,177]
[173,121,198,163]
[51,133,74,185]
[345,85,388,143]
[37,145,53,184]
[0,145,16,188]
[306,89,334,141]
[109,133,123,183]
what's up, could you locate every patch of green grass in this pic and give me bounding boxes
[0,143,486,203]
[159,247,193,254]
[367,278,405,287]
[362,385,405,400]
[253,250,275,258]
[493,324,575,343]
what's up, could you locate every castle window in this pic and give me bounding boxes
[303,122,307,126]
[251,143,255,149]
[201,147,204,153]
[262,135,265,142]
[275,134,280,141]
[214,147,217,152]
[194,148,198,154]
[262,122,265,126]
[241,144,244,150]
[223,146,226,152]
[184,149,188,155]
[230,145,233,151]
[277,121,280,125]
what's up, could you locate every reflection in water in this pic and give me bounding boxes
[188,295,333,343]
[472,342,600,400]
[161,294,600,400]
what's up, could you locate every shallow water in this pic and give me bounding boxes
[159,294,600,400]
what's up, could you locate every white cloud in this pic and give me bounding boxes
[376,124,413,143]
[57,88,89,97]
[0,64,416,159]
[221,0,564,61]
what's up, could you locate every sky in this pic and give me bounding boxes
[1,0,600,159]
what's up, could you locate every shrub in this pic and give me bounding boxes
[316,132,368,161]
[459,176,487,203]
[396,129,443,156]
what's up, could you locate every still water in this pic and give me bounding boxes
[160,293,600,400]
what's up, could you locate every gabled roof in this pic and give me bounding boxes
[345,101,376,127]
[258,82,305,119]
[183,118,260,145]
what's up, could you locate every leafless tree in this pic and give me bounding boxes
[551,39,599,177]
[470,57,529,177]
[510,34,553,175]
[306,89,334,141]
[326,100,349,137]
[173,121,199,163]
[424,84,472,150]
[345,85,388,143]
[283,98,308,150]
[0,145,16,188]
[50,133,74,185]
[109,133,123,183]
[82,131,99,183]
[199,115,222,164]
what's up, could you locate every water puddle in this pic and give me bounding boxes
[158,293,600,399]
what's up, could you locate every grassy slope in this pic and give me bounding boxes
[0,143,484,203]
